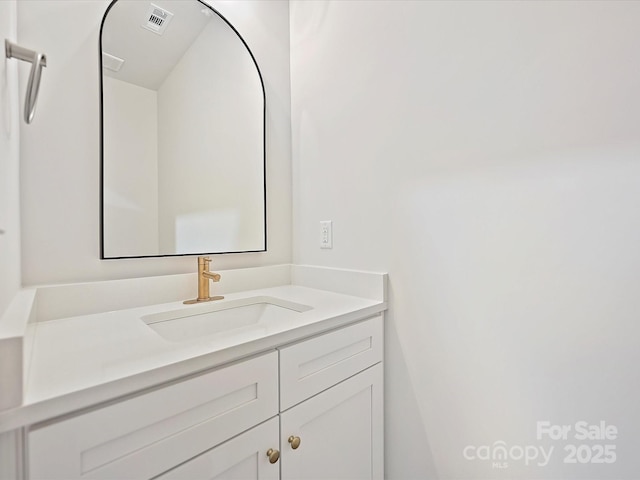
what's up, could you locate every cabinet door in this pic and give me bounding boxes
[156,417,280,480]
[280,364,383,480]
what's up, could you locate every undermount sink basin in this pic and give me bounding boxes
[142,296,312,342]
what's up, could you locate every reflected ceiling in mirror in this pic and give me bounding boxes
[100,0,266,259]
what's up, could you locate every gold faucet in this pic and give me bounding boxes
[184,256,224,304]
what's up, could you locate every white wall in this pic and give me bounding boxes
[18,0,291,285]
[0,0,20,318]
[290,1,640,479]
[157,16,264,254]
[103,77,159,257]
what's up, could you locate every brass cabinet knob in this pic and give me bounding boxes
[266,448,280,464]
[288,435,301,449]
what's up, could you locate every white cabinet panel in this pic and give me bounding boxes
[279,316,383,410]
[156,417,280,480]
[0,429,23,480]
[28,352,278,480]
[280,364,383,480]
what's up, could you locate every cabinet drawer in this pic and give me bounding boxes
[279,315,383,410]
[28,351,278,480]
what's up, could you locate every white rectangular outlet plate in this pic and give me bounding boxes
[320,221,332,249]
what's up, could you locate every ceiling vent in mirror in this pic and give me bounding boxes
[142,3,173,35]
[102,52,124,72]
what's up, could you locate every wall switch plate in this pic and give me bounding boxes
[320,220,332,249]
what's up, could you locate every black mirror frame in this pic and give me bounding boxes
[99,0,267,260]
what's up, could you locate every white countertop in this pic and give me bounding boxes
[0,265,387,433]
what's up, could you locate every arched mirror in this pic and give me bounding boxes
[100,0,266,259]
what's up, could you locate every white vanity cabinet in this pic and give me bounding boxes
[26,316,383,480]
[278,316,384,480]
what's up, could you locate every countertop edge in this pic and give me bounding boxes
[0,301,386,433]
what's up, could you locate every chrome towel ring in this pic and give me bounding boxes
[5,39,47,124]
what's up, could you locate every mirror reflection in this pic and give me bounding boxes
[100,0,266,259]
